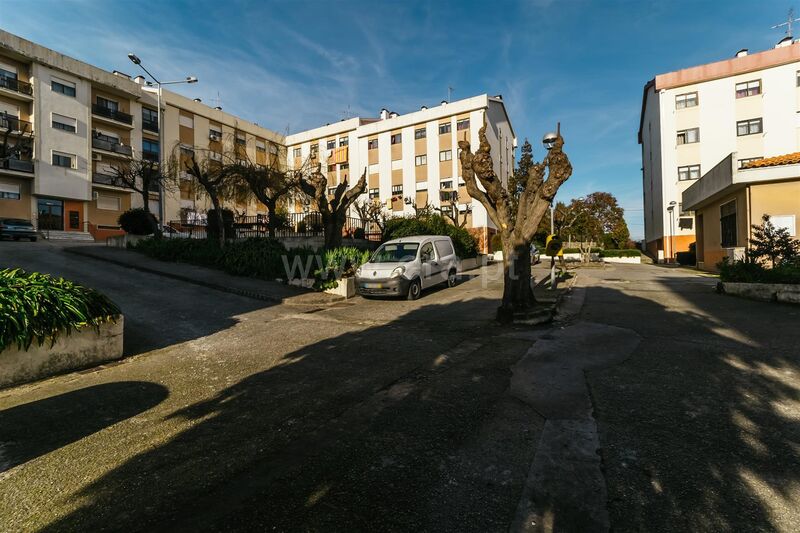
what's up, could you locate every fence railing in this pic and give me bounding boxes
[166,212,376,241]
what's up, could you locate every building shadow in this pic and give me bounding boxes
[0,381,168,473]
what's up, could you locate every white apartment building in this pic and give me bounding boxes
[639,37,800,260]
[286,95,516,251]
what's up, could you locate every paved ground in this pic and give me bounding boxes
[0,241,551,531]
[2,241,798,532]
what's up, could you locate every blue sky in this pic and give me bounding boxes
[2,0,795,238]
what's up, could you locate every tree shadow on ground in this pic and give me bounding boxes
[583,277,800,532]
[0,382,168,473]
[35,297,542,532]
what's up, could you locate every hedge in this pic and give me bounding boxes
[718,260,800,284]
[599,249,641,258]
[118,208,157,235]
[383,215,478,258]
[563,247,602,254]
[675,251,696,265]
[0,268,120,352]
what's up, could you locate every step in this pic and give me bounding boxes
[41,230,95,242]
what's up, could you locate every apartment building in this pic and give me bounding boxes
[0,30,282,240]
[285,95,516,251]
[639,37,800,261]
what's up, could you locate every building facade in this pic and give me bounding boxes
[285,96,516,251]
[0,30,516,252]
[639,38,800,261]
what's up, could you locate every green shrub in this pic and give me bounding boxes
[599,249,641,258]
[563,247,602,254]
[0,268,120,352]
[718,259,800,284]
[118,208,157,235]
[383,214,478,258]
[675,251,696,265]
[313,246,371,289]
[353,227,366,240]
[207,209,235,240]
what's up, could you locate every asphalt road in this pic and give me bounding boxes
[0,240,545,532]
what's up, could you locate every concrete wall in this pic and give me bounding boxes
[749,181,800,236]
[0,177,32,219]
[0,317,123,388]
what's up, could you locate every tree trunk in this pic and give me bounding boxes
[323,211,346,249]
[140,190,162,238]
[497,235,535,322]
[265,199,276,239]
[211,196,225,248]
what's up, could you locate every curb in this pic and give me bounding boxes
[63,247,289,304]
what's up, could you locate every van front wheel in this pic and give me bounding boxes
[447,269,457,288]
[407,279,421,300]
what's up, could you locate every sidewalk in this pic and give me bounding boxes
[64,245,342,306]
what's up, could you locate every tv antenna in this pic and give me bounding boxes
[447,86,454,102]
[772,8,800,37]
[209,91,223,109]
[341,104,352,120]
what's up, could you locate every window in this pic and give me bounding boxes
[439,149,453,161]
[0,182,20,200]
[327,164,336,172]
[52,113,76,133]
[179,114,194,128]
[326,139,336,150]
[368,138,378,149]
[269,143,278,155]
[52,152,73,168]
[96,96,118,112]
[720,200,737,247]
[420,242,434,261]
[414,127,426,139]
[737,118,762,136]
[738,157,763,169]
[96,195,121,211]
[327,187,337,195]
[339,136,349,147]
[435,239,454,258]
[770,214,797,236]
[440,180,453,189]
[391,184,403,195]
[142,139,159,160]
[293,147,302,158]
[438,122,451,135]
[369,188,380,199]
[390,133,402,145]
[51,78,76,97]
[415,154,427,166]
[142,107,158,131]
[235,134,246,146]
[676,128,699,145]
[340,162,349,170]
[678,164,701,181]
[675,92,698,109]
[735,80,761,98]
[310,144,318,156]
[457,118,470,130]
[256,141,266,152]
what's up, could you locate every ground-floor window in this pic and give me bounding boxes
[0,182,20,200]
[720,200,737,247]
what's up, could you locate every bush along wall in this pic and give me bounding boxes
[383,214,478,258]
[599,249,642,258]
[0,268,120,352]
[718,259,800,284]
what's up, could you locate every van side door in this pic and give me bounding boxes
[433,239,455,283]
[418,241,439,289]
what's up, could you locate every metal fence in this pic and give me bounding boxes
[166,212,377,241]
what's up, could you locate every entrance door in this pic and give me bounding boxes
[37,198,64,231]
[64,200,83,231]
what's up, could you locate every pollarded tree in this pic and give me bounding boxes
[297,164,367,249]
[109,157,174,237]
[458,125,572,321]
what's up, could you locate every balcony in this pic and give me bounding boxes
[1,158,34,173]
[142,149,160,163]
[0,76,33,100]
[0,113,33,135]
[92,172,129,188]
[92,136,133,157]
[91,104,133,126]
[142,118,159,133]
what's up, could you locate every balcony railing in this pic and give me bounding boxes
[142,149,159,162]
[0,76,33,96]
[142,118,159,132]
[0,113,33,134]
[92,136,133,156]
[92,172,129,188]
[91,104,133,125]
[1,158,34,173]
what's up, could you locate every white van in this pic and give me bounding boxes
[356,235,460,299]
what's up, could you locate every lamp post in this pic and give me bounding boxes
[543,129,558,288]
[667,201,677,263]
[127,53,197,228]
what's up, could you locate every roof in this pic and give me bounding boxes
[741,152,800,169]
[385,235,451,244]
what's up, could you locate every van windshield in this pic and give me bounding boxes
[371,243,419,263]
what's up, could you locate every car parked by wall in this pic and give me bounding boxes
[0,218,37,241]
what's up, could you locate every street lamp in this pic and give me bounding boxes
[127,53,197,226]
[543,129,560,288]
[667,201,677,263]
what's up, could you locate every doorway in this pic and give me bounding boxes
[37,198,63,231]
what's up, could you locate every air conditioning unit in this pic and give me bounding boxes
[209,133,221,142]
[92,153,102,161]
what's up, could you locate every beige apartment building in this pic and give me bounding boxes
[0,30,516,251]
[639,37,800,261]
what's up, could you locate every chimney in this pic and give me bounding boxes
[389,111,399,118]
[494,94,503,100]
[380,108,389,120]
[420,105,428,110]
[112,70,131,79]
[441,100,448,106]
[776,36,793,48]
[134,75,146,85]
[193,98,202,103]
[735,49,748,58]
[214,106,222,111]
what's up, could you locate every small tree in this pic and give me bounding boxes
[354,198,389,236]
[749,214,800,267]
[231,160,294,239]
[458,124,572,320]
[297,164,367,249]
[109,157,172,237]
[560,192,629,261]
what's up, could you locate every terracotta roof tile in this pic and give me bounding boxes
[741,152,800,169]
